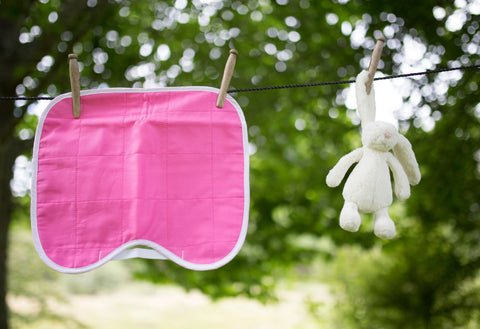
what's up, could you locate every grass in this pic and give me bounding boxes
[7,227,334,329]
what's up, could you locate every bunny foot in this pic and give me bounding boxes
[339,202,361,232]
[374,208,396,239]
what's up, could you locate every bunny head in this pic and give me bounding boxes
[355,70,398,151]
[361,122,421,186]
[355,70,421,185]
[361,121,399,152]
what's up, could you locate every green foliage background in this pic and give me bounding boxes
[1,0,480,328]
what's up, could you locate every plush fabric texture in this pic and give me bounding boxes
[31,87,249,273]
[326,71,420,239]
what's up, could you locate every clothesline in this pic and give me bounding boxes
[1,64,478,102]
[228,64,480,93]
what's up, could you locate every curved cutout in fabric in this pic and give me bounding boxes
[31,87,249,273]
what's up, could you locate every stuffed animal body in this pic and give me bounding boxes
[326,71,421,239]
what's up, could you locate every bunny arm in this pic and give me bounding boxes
[386,152,410,200]
[326,148,363,188]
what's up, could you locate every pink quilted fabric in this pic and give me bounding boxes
[31,87,249,273]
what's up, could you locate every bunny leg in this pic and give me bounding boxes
[339,201,361,232]
[373,207,396,239]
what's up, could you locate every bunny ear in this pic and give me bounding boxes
[393,134,421,185]
[355,70,376,126]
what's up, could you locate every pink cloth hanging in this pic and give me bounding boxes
[31,87,249,273]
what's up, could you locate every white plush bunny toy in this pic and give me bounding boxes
[326,70,421,239]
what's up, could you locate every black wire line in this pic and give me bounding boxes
[0,96,55,101]
[227,64,480,93]
[1,64,478,101]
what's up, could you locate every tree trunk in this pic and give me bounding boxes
[0,3,113,327]
[0,139,17,329]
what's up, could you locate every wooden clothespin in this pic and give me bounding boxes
[216,49,238,108]
[68,54,81,118]
[365,36,386,95]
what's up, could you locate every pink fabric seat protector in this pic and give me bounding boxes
[31,87,249,273]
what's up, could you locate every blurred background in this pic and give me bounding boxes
[1,0,480,328]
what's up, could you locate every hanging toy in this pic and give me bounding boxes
[326,62,421,239]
